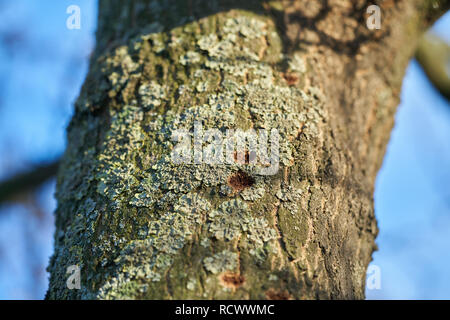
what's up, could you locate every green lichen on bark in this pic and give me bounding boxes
[48,5,325,299]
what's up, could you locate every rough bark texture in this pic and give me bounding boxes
[46,0,447,299]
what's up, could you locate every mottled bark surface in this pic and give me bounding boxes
[46,0,447,299]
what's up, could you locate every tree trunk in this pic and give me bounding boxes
[46,0,447,299]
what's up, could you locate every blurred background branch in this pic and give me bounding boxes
[0,160,59,204]
[416,32,450,101]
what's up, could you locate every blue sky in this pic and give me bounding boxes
[0,1,449,299]
[0,0,97,299]
[367,58,450,299]
[367,12,450,299]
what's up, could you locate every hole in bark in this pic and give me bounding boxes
[265,288,292,300]
[282,72,299,86]
[227,170,255,192]
[219,272,245,289]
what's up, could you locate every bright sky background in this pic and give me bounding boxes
[0,1,448,299]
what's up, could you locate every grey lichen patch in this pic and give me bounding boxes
[95,102,147,209]
[246,216,278,247]
[276,185,303,215]
[200,238,210,248]
[240,179,265,201]
[105,46,140,95]
[223,16,267,40]
[207,199,277,253]
[208,199,249,241]
[139,30,166,53]
[268,274,279,281]
[288,53,307,74]
[90,10,325,214]
[97,192,211,299]
[179,50,202,65]
[203,250,239,275]
[196,15,275,81]
[138,81,167,109]
[186,277,197,291]
[159,77,322,180]
[48,7,330,299]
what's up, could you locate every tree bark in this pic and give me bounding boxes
[46,0,448,299]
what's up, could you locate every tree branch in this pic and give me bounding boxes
[0,160,60,204]
[415,32,450,101]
